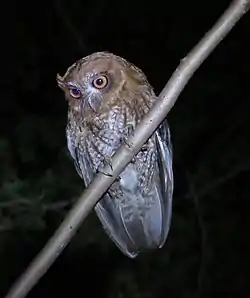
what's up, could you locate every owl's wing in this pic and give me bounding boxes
[95,119,173,258]
[155,119,174,245]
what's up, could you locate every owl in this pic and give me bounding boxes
[57,52,173,258]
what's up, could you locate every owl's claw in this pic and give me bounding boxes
[96,168,113,177]
[115,176,121,182]
[96,169,122,182]
[97,156,114,177]
[122,137,133,148]
[103,156,113,171]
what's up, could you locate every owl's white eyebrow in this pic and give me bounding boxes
[66,81,80,88]
[85,72,96,80]
[85,71,107,79]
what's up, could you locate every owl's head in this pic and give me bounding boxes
[57,52,149,114]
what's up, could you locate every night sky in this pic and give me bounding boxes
[1,0,250,297]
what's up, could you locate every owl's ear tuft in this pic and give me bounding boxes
[56,74,66,89]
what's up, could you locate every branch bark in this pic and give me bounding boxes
[5,1,250,297]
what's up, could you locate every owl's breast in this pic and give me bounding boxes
[85,128,121,169]
[67,107,129,172]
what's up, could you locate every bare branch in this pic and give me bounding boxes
[5,1,250,297]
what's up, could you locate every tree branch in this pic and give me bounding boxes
[5,1,250,297]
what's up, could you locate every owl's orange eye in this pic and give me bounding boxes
[92,75,108,89]
[69,87,82,99]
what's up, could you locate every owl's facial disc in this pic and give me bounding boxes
[59,63,115,114]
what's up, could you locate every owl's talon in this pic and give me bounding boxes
[96,169,113,177]
[102,156,113,171]
[122,137,133,148]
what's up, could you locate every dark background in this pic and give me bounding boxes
[1,0,250,297]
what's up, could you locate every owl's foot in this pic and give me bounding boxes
[122,137,133,148]
[96,168,113,177]
[96,169,122,182]
[115,176,121,182]
[97,156,114,177]
[102,156,113,171]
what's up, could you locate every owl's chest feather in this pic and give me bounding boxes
[67,107,134,170]
[67,106,157,195]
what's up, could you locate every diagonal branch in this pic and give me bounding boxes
[5,1,250,297]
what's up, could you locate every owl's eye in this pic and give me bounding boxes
[69,87,82,99]
[92,75,108,89]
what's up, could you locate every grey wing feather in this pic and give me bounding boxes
[155,119,174,245]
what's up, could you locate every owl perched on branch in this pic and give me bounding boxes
[57,52,173,258]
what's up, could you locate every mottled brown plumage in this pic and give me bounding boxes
[57,52,173,258]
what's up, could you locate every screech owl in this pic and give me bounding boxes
[57,52,173,258]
